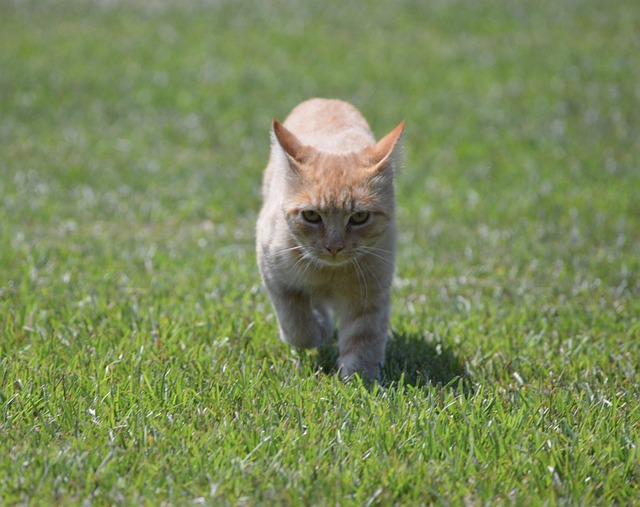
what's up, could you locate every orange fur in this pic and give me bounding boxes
[256,98,404,379]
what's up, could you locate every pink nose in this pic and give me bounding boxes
[326,246,343,256]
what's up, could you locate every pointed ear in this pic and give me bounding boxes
[366,120,405,173]
[272,119,312,165]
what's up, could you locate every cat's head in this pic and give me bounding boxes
[272,119,404,267]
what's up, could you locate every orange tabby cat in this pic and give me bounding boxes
[256,98,404,379]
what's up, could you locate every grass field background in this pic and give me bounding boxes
[1,0,639,504]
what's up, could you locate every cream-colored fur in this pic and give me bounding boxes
[256,98,404,379]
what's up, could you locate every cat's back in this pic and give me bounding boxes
[283,98,375,154]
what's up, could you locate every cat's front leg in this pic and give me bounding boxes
[337,305,390,380]
[267,286,334,349]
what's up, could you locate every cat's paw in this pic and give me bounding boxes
[279,330,326,349]
[276,304,334,349]
[337,356,382,381]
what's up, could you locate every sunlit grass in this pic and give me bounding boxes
[1,0,639,504]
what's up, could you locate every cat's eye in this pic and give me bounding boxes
[302,210,322,224]
[349,211,370,225]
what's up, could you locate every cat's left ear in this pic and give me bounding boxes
[366,120,405,174]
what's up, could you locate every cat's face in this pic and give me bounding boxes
[283,153,394,267]
[272,118,403,268]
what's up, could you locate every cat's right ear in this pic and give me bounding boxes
[366,120,405,174]
[272,120,312,166]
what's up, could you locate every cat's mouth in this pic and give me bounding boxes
[315,251,353,267]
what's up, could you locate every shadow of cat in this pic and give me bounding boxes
[314,332,467,390]
[383,332,466,388]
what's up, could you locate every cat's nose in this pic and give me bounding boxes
[325,246,343,256]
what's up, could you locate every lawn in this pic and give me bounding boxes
[1,0,639,505]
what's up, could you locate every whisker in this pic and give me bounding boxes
[292,251,316,277]
[351,257,368,310]
[356,258,387,293]
[274,245,306,256]
[358,245,394,257]
[271,244,322,278]
[290,256,307,276]
[298,256,316,278]
[357,246,395,266]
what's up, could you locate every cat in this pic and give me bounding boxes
[256,98,404,379]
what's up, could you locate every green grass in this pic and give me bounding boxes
[1,0,639,504]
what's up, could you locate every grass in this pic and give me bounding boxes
[1,0,639,504]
